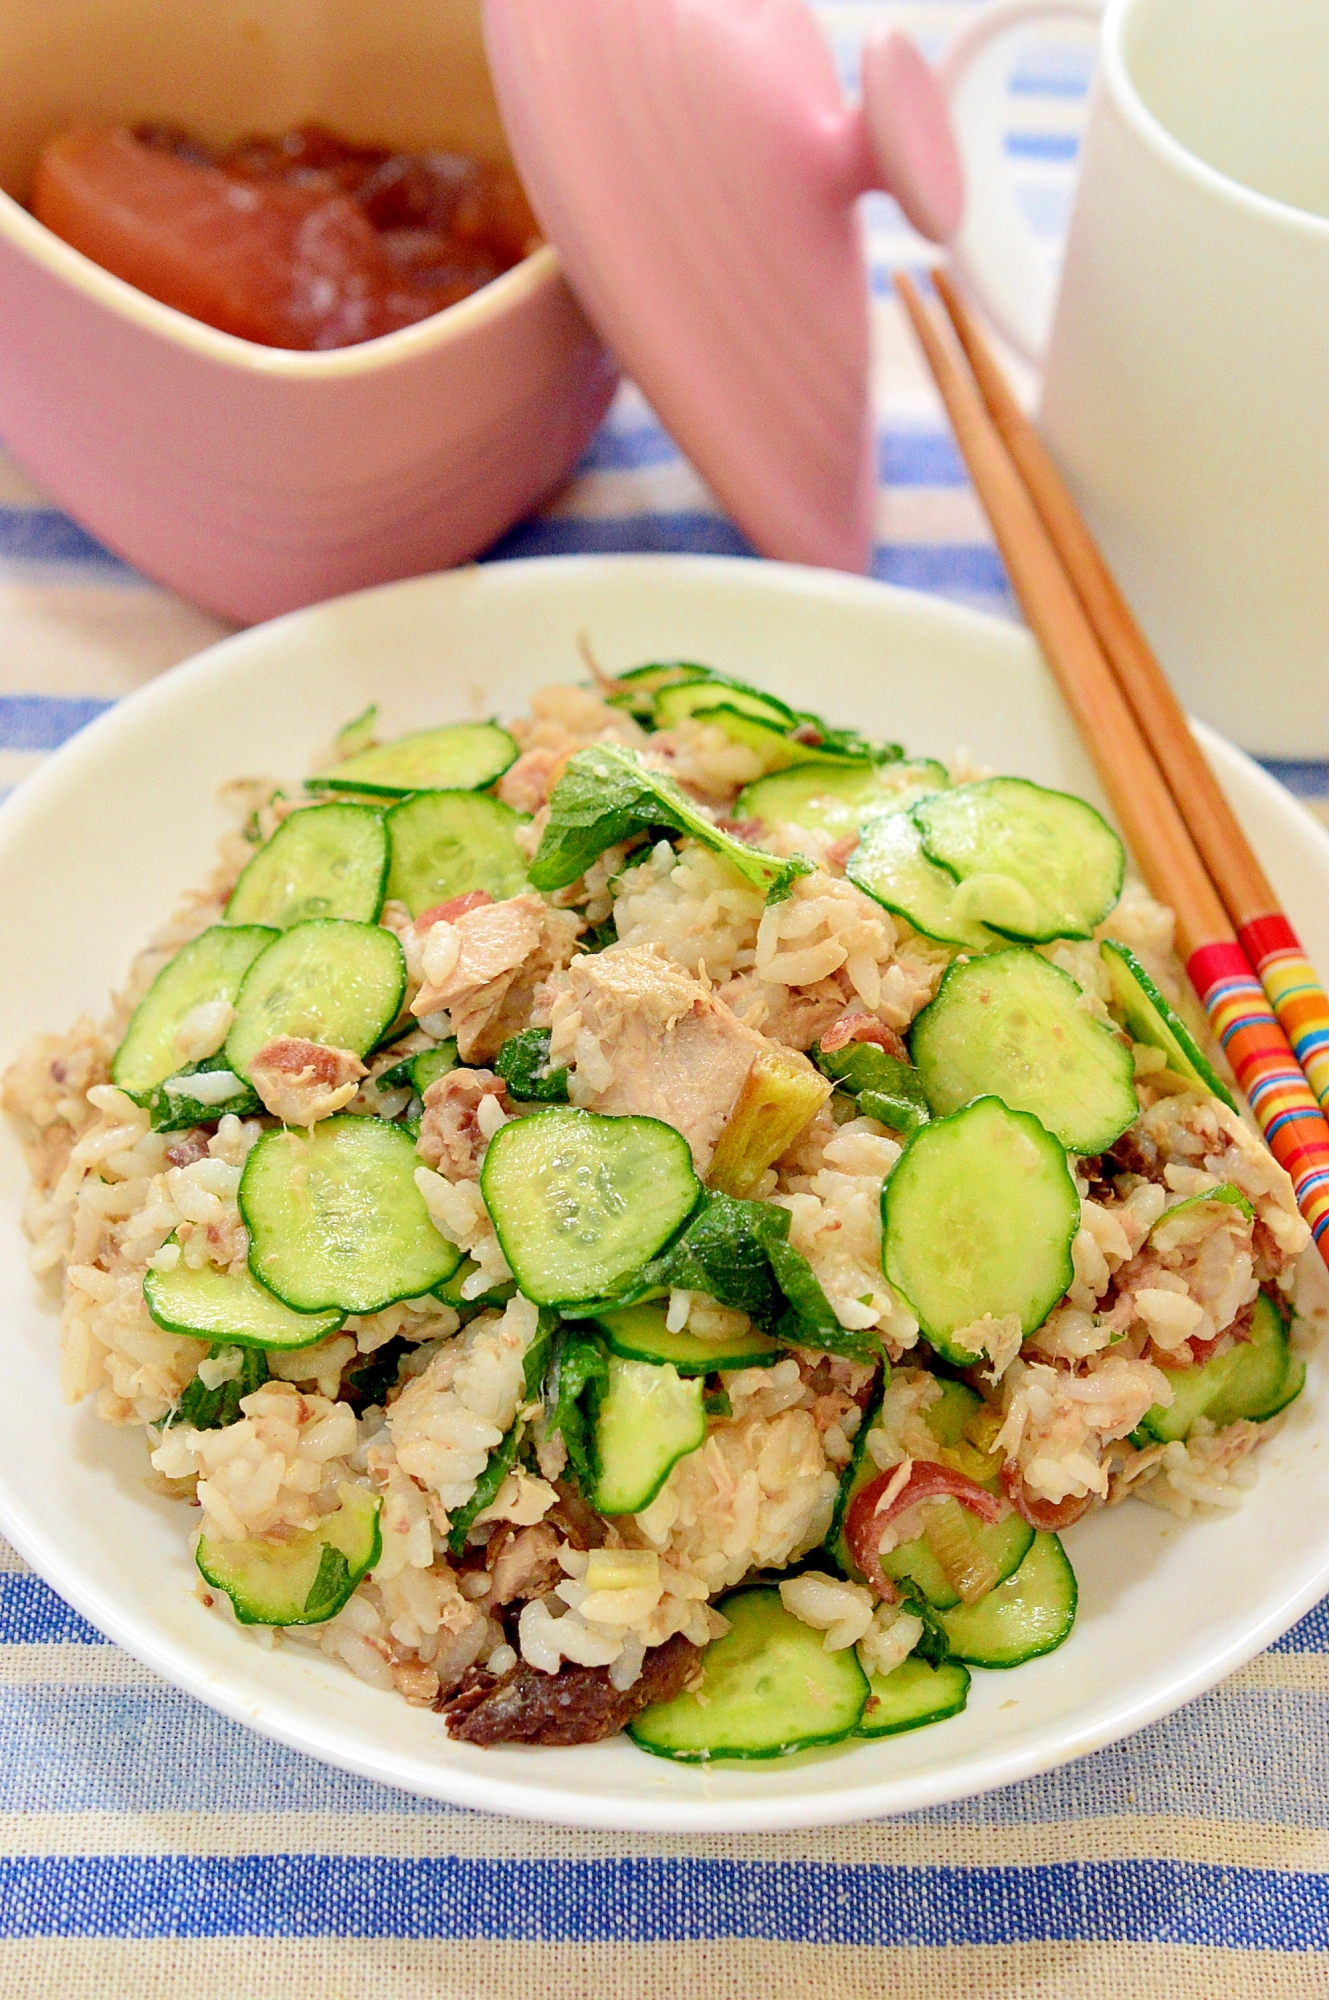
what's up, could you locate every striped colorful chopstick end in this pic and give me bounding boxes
[1189,941,1329,1252]
[1238,912,1329,1113]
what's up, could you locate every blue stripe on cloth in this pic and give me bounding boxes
[0,508,130,571]
[0,1855,1327,1945]
[1272,1596,1329,1652]
[878,431,969,488]
[1004,133,1080,162]
[480,515,756,562]
[871,546,1010,597]
[574,425,681,472]
[0,1576,103,1645]
[0,694,114,751]
[6,1681,1329,1825]
[1008,72,1090,97]
[1260,759,1329,798]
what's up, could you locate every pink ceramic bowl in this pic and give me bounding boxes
[0,0,617,623]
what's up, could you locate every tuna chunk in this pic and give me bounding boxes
[546,945,823,1175]
[247,1038,366,1125]
[443,1631,699,1746]
[417,1067,512,1181]
[412,893,582,1062]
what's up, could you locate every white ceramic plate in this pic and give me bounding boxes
[2,554,1327,1834]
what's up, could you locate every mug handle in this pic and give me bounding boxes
[939,0,1104,362]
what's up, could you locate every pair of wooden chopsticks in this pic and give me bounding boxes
[894,268,1329,1271]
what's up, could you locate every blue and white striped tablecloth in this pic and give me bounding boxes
[2,4,1328,1992]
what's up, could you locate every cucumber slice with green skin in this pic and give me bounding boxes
[605,662,715,717]
[197,1481,381,1627]
[224,920,405,1083]
[856,1653,971,1738]
[828,1381,885,1578]
[914,779,1125,944]
[882,1509,1034,1612]
[1135,1291,1303,1442]
[1100,938,1236,1110]
[307,722,517,799]
[1149,1182,1253,1252]
[847,811,1003,951]
[377,1041,459,1095]
[384,791,530,919]
[225,803,388,929]
[910,948,1139,1154]
[111,925,277,1097]
[927,1378,982,1448]
[480,1106,701,1306]
[144,1239,346,1350]
[653,677,796,733]
[812,1037,931,1137]
[675,703,865,777]
[627,1586,869,1760]
[590,1352,707,1512]
[240,1115,463,1314]
[592,1300,783,1373]
[938,1530,1077,1667]
[432,1256,517,1315]
[882,1096,1080,1366]
[738,758,948,843]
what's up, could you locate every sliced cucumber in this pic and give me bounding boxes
[677,702,867,777]
[197,1481,381,1627]
[829,1380,885,1577]
[883,1508,1033,1612]
[225,920,405,1083]
[738,758,948,843]
[112,925,277,1098]
[910,948,1139,1154]
[1149,1182,1253,1252]
[627,1586,868,1760]
[590,1352,706,1512]
[927,1378,982,1448]
[654,676,796,732]
[1100,938,1236,1110]
[606,662,714,718]
[848,811,1002,951]
[856,1653,971,1738]
[225,803,388,929]
[812,1036,930,1137]
[592,1300,782,1372]
[384,791,529,918]
[914,779,1124,944]
[308,721,517,798]
[1135,1291,1303,1442]
[432,1257,516,1315]
[938,1530,1077,1666]
[144,1242,345,1350]
[377,1042,459,1096]
[240,1115,463,1314]
[882,1096,1079,1366]
[480,1106,700,1306]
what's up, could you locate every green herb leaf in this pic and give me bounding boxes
[344,1336,411,1408]
[603,1191,878,1363]
[447,1421,524,1556]
[546,1324,610,1493]
[812,1038,931,1137]
[494,1028,570,1103]
[897,1584,953,1667]
[169,1344,269,1432]
[528,743,808,900]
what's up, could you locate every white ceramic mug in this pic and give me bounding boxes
[944,0,1329,757]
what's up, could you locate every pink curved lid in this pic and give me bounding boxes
[483,0,962,575]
